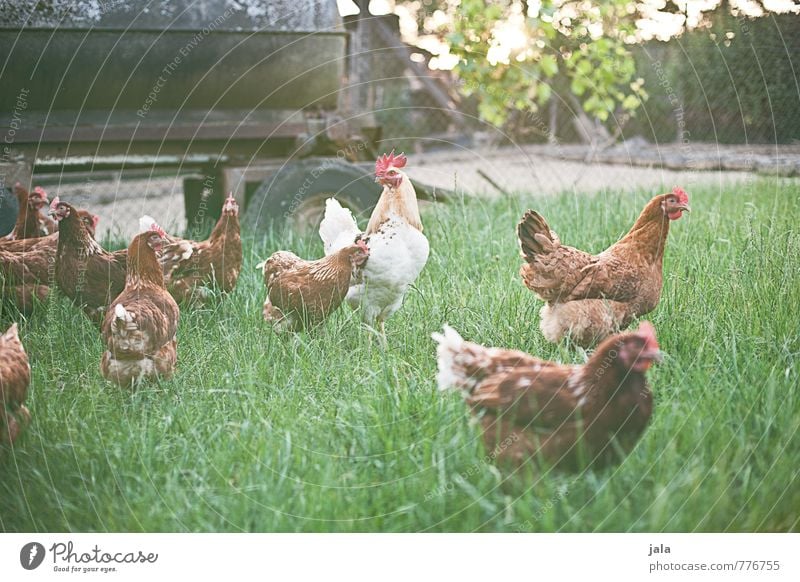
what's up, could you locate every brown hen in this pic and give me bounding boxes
[50,198,126,322]
[0,323,31,446]
[518,187,690,346]
[259,240,369,332]
[5,184,54,241]
[1,209,100,314]
[141,194,242,304]
[433,322,660,470]
[101,229,179,387]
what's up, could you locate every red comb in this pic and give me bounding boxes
[356,239,369,252]
[636,321,659,350]
[375,150,407,176]
[672,186,689,205]
[149,221,167,238]
[32,186,47,199]
[49,196,60,211]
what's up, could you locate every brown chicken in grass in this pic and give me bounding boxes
[139,194,242,304]
[1,208,98,254]
[1,242,50,315]
[101,228,179,387]
[518,187,690,347]
[0,323,31,445]
[5,184,55,241]
[2,209,99,281]
[1,210,100,314]
[433,321,660,470]
[259,240,370,332]
[1,284,50,315]
[50,198,127,322]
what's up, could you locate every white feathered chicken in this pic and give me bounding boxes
[319,151,429,333]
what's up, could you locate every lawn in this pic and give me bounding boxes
[1,179,798,532]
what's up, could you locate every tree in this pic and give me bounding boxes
[440,0,647,134]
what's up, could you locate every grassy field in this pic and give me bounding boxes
[1,179,798,532]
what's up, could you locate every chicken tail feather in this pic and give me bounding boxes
[113,303,135,329]
[432,325,467,392]
[517,210,556,262]
[432,325,500,394]
[319,198,360,255]
[2,322,19,342]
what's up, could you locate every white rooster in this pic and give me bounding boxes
[319,151,429,333]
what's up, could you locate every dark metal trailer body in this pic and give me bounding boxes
[0,0,392,231]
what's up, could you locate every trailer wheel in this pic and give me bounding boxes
[243,158,378,234]
[0,187,19,237]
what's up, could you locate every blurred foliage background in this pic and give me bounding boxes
[363,0,800,146]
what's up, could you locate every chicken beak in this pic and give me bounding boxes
[678,204,691,213]
[374,176,381,184]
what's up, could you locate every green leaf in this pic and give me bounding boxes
[576,59,592,76]
[583,94,600,113]
[539,54,558,77]
[622,94,640,110]
[570,77,586,96]
[538,83,552,104]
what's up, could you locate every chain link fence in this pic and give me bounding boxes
[34,172,187,243]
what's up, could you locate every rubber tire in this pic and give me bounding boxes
[243,158,379,233]
[0,187,19,237]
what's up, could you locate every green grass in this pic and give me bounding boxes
[1,179,798,532]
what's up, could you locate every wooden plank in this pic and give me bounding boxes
[9,122,307,144]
